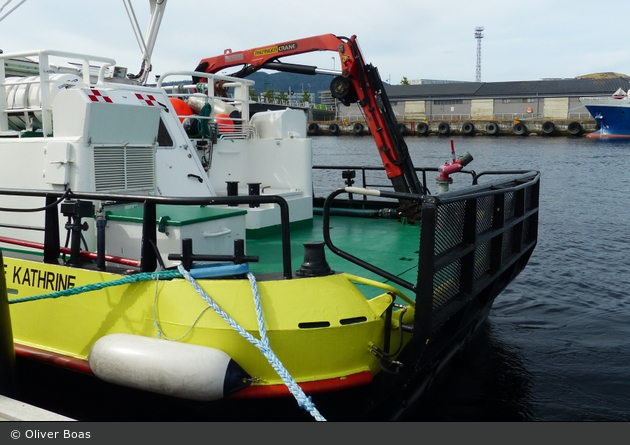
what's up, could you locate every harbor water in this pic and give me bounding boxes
[313,134,630,421]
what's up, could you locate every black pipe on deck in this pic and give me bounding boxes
[0,251,18,398]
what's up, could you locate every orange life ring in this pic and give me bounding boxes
[169,98,194,123]
[526,107,533,113]
[215,113,234,134]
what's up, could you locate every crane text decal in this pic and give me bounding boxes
[253,42,298,57]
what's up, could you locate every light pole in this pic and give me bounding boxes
[475,27,484,82]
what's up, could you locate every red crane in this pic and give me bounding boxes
[194,34,424,196]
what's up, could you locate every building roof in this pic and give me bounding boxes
[386,75,630,101]
[386,82,483,100]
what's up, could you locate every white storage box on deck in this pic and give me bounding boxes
[250,109,306,139]
[104,205,247,267]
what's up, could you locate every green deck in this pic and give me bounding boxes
[246,214,421,301]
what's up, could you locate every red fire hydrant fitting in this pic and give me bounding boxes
[436,152,473,183]
[436,140,473,192]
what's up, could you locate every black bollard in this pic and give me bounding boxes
[296,242,333,277]
[0,251,17,397]
[226,181,239,207]
[247,183,261,208]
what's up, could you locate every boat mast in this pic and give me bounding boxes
[124,0,167,84]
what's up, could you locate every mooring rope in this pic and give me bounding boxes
[177,264,327,422]
[152,271,213,341]
[8,269,182,304]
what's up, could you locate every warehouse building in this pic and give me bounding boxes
[315,73,630,136]
[382,73,630,122]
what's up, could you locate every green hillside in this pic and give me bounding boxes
[246,71,333,101]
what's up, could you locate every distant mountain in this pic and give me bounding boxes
[156,70,390,104]
[152,72,330,103]
[245,71,333,102]
[244,71,392,103]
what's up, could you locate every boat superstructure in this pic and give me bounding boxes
[0,47,313,264]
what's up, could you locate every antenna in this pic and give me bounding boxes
[475,27,484,82]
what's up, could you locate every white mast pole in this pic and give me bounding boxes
[125,0,168,84]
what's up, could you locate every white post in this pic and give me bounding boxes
[38,51,52,137]
[0,59,7,132]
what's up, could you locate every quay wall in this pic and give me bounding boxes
[306,119,599,137]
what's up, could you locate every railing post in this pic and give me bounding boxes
[140,201,157,272]
[490,192,506,272]
[38,51,53,137]
[460,196,478,296]
[513,186,525,253]
[0,58,7,132]
[43,194,61,264]
[0,251,18,398]
[414,197,436,340]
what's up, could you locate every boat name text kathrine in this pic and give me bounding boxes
[4,265,76,292]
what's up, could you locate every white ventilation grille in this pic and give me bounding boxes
[94,146,155,192]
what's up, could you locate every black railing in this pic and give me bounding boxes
[321,170,540,341]
[418,171,540,332]
[313,165,478,199]
[0,189,294,279]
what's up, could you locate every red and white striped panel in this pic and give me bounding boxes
[86,89,113,103]
[135,93,157,106]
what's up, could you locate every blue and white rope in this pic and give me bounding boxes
[177,264,326,421]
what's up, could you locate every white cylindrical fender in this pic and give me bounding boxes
[186,93,237,116]
[186,93,211,115]
[212,98,237,116]
[88,334,250,401]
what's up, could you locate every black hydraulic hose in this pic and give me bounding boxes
[149,239,166,271]
[260,62,318,76]
[81,232,89,253]
[378,305,406,376]
[364,65,425,195]
[379,305,407,359]
[0,189,71,212]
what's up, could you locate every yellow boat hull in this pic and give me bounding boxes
[6,257,413,395]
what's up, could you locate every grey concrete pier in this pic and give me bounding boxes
[307,118,598,137]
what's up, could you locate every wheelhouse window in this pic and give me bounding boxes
[157,118,173,147]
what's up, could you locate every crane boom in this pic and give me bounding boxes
[195,34,424,196]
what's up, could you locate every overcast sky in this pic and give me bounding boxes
[1,0,628,85]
